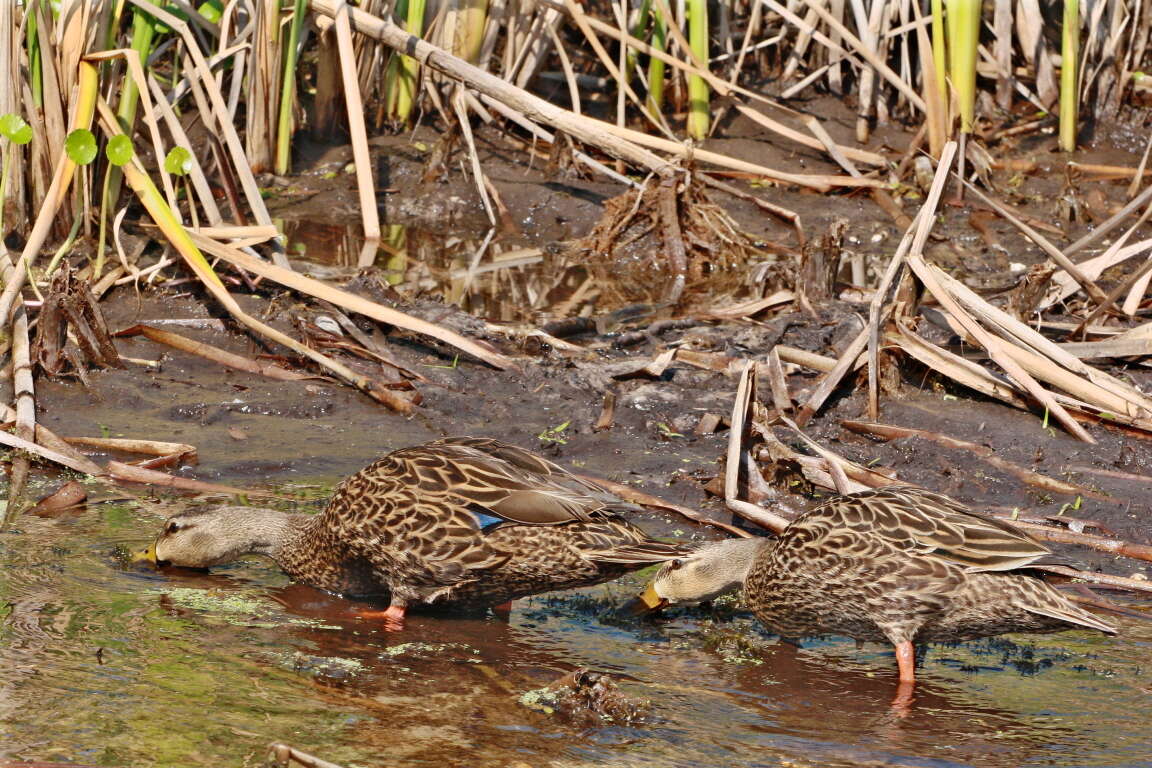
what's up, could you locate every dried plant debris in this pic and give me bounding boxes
[564,171,790,306]
[519,668,650,727]
[33,266,121,380]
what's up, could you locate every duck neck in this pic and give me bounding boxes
[702,537,768,588]
[216,506,313,563]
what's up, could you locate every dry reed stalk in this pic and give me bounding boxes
[1042,238,1152,312]
[4,305,35,523]
[186,231,516,371]
[537,0,887,167]
[908,254,1095,442]
[780,416,868,494]
[562,0,675,137]
[0,405,103,475]
[890,320,1030,409]
[245,0,280,171]
[0,3,25,229]
[145,75,223,225]
[928,268,1152,419]
[726,362,792,533]
[311,0,675,176]
[0,428,107,477]
[961,182,1112,310]
[115,324,316,382]
[0,60,96,329]
[129,0,290,267]
[268,743,348,768]
[106,461,288,497]
[63,437,197,459]
[331,3,381,241]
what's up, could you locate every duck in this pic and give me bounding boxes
[138,437,686,629]
[634,486,1116,685]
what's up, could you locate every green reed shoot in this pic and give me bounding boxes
[276,0,309,174]
[931,0,948,125]
[647,6,668,119]
[1059,0,1080,151]
[686,0,710,140]
[395,0,428,125]
[946,0,980,135]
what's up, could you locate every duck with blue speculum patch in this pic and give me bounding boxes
[137,437,687,629]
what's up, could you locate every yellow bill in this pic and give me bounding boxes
[132,541,159,565]
[636,583,668,612]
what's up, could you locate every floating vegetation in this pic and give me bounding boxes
[158,587,340,629]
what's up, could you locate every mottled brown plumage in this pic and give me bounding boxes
[143,437,684,627]
[642,486,1116,683]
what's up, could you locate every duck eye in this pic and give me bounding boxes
[669,558,684,570]
[164,521,182,535]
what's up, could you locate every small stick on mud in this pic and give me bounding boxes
[840,420,1107,499]
[1002,521,1152,564]
[267,743,346,768]
[106,461,291,498]
[0,429,110,478]
[115,324,316,382]
[0,403,104,475]
[765,347,792,416]
[594,392,617,432]
[1037,565,1152,596]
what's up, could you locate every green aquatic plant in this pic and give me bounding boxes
[0,112,33,236]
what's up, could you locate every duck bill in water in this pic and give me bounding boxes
[626,583,669,614]
[133,541,159,565]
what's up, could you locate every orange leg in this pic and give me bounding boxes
[491,601,513,621]
[892,641,917,714]
[894,640,916,683]
[358,603,407,631]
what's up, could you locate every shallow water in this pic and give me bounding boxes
[2,494,1150,768]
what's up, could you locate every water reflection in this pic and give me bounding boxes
[279,218,772,325]
[2,506,1149,767]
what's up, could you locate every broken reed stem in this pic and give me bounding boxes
[726,362,793,533]
[1011,522,1152,564]
[4,305,36,525]
[187,231,516,370]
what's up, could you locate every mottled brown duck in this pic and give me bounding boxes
[139,437,685,629]
[636,486,1116,684]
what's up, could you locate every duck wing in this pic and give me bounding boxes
[568,519,689,564]
[422,437,634,524]
[322,439,648,597]
[813,486,1055,573]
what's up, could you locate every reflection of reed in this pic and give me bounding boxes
[280,218,774,325]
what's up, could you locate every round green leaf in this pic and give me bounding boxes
[198,1,223,24]
[164,146,193,176]
[105,134,135,166]
[0,113,32,144]
[64,129,98,165]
